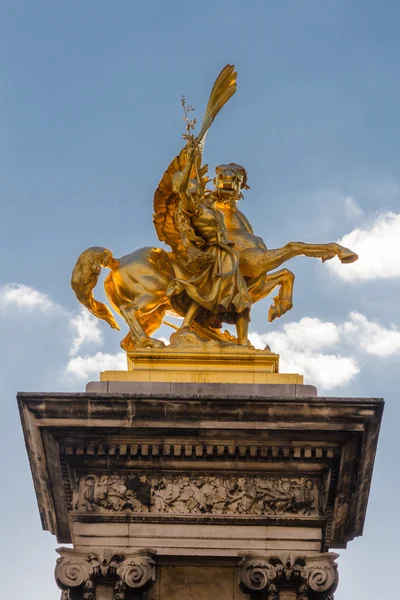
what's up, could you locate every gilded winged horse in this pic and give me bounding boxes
[71,65,358,351]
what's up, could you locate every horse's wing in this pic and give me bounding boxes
[153,145,194,252]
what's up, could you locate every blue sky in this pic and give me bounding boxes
[1,1,400,597]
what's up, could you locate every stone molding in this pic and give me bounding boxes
[55,548,156,600]
[86,380,318,397]
[73,473,322,517]
[18,391,383,547]
[64,441,337,461]
[238,552,338,599]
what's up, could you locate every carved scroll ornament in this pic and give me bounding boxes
[55,555,93,589]
[55,548,156,600]
[302,554,339,595]
[117,554,156,589]
[239,558,278,592]
[238,553,338,599]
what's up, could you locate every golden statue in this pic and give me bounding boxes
[71,65,358,352]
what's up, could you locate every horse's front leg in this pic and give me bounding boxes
[240,247,297,278]
[289,242,358,264]
[266,269,295,323]
[247,268,295,322]
[240,241,357,279]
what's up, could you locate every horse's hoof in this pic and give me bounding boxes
[150,339,166,349]
[268,306,278,323]
[132,337,166,350]
[120,336,136,352]
[339,248,358,264]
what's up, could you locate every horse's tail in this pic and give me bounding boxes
[71,246,120,330]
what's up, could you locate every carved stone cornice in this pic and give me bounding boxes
[238,552,338,599]
[55,548,156,599]
[18,391,383,547]
[63,440,338,461]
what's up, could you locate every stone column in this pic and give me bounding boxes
[238,553,338,600]
[55,549,156,600]
[18,387,383,600]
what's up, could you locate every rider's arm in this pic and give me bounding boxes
[177,152,198,214]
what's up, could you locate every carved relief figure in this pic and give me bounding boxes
[74,474,319,517]
[74,475,150,513]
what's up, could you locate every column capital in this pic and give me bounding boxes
[55,548,156,599]
[238,556,278,593]
[301,553,339,595]
[115,551,156,599]
[238,552,339,599]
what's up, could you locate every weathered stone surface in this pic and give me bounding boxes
[94,584,114,600]
[238,551,339,599]
[72,522,323,556]
[18,388,383,551]
[18,381,383,600]
[158,566,235,600]
[86,381,318,398]
[55,548,156,599]
[73,473,320,516]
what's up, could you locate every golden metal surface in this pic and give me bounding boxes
[100,347,304,385]
[100,371,302,385]
[71,65,358,356]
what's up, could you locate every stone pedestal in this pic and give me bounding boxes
[18,379,383,599]
[106,347,301,385]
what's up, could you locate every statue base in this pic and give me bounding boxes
[102,347,304,385]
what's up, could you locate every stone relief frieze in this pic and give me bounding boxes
[73,474,321,516]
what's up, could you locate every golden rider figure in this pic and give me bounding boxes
[166,149,252,346]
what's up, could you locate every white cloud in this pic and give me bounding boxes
[281,349,359,390]
[69,309,103,356]
[66,351,126,379]
[251,310,400,389]
[250,317,359,391]
[0,281,121,386]
[328,211,400,281]
[0,283,58,312]
[344,196,363,220]
[342,312,400,357]
[275,317,340,350]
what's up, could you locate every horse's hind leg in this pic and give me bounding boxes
[104,273,165,350]
[120,299,166,349]
[120,331,136,352]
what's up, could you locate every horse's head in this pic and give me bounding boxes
[213,163,249,195]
